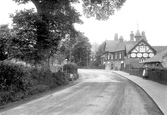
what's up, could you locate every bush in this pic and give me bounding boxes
[63,63,78,74]
[52,70,69,86]
[0,61,70,106]
[63,63,79,80]
[0,61,30,92]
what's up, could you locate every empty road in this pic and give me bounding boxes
[0,69,163,115]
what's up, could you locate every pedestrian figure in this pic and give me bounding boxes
[142,66,148,79]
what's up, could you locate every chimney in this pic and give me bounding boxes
[119,36,124,42]
[130,31,134,42]
[114,33,118,41]
[142,31,147,41]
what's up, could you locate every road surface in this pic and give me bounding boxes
[0,69,163,115]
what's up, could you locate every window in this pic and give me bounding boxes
[140,46,146,52]
[115,53,117,59]
[119,52,122,59]
[111,54,113,59]
[108,53,110,60]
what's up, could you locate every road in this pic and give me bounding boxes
[0,69,163,115]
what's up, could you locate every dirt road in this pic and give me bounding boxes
[0,69,163,115]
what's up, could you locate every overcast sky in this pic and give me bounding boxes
[1,0,167,46]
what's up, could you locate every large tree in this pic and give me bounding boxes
[10,6,81,65]
[11,0,126,65]
[12,0,126,42]
[13,0,126,20]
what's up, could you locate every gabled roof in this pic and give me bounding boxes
[115,42,126,51]
[105,39,140,53]
[152,46,167,54]
[105,40,125,52]
[125,42,136,53]
[127,38,156,54]
[104,38,158,54]
[144,48,167,63]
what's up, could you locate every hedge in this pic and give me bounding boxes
[0,61,70,106]
[63,63,79,80]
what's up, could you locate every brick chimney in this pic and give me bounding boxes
[142,31,147,41]
[114,33,118,41]
[130,31,134,42]
[119,36,124,42]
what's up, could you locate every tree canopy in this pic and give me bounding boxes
[60,32,91,67]
[13,0,126,20]
[10,0,126,66]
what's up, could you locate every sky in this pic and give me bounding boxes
[0,0,167,46]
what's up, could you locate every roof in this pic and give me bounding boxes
[127,38,156,54]
[115,42,126,51]
[105,39,139,53]
[144,48,167,63]
[105,40,124,52]
[152,46,167,54]
[125,42,136,53]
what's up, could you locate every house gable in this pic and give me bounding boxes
[128,39,156,59]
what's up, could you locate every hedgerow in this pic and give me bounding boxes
[0,61,70,106]
[63,63,79,80]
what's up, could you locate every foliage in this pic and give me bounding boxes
[13,0,126,20]
[59,32,92,67]
[0,61,30,92]
[0,25,11,61]
[0,62,70,106]
[72,33,92,67]
[9,7,81,65]
[63,63,79,80]
[52,70,69,86]
[82,0,126,20]
[63,63,78,74]
[10,0,126,66]
[93,41,105,67]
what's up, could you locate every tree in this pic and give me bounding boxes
[93,41,105,68]
[83,0,126,20]
[10,7,81,66]
[0,24,11,61]
[91,42,99,61]
[59,32,91,67]
[13,0,82,53]
[72,33,92,67]
[11,0,126,65]
[12,0,126,48]
[13,0,126,21]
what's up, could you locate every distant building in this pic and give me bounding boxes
[101,29,167,70]
[143,47,167,68]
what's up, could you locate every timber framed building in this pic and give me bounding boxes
[102,29,167,70]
